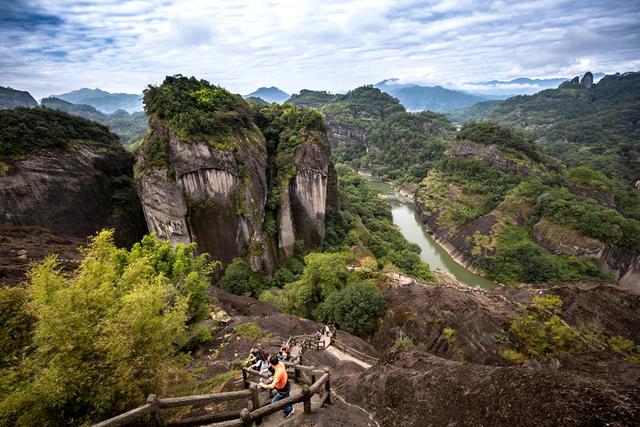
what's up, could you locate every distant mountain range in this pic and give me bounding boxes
[50,88,143,113]
[374,79,487,113]
[40,97,147,144]
[463,73,605,97]
[244,86,290,104]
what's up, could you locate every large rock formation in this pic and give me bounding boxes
[580,71,594,89]
[0,108,146,248]
[137,119,277,273]
[135,76,338,273]
[279,133,334,260]
[532,219,640,292]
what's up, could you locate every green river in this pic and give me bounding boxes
[365,177,496,289]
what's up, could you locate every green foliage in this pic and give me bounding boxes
[234,322,264,340]
[477,226,605,284]
[143,75,253,146]
[0,230,213,425]
[607,336,640,363]
[457,122,541,162]
[446,100,502,124]
[287,89,337,109]
[291,86,455,184]
[483,72,640,182]
[536,187,640,252]
[40,97,149,145]
[416,159,522,234]
[0,288,34,369]
[218,257,264,297]
[315,282,388,337]
[507,294,581,359]
[262,252,353,318]
[0,107,120,158]
[325,166,435,281]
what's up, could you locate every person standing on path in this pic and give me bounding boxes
[259,355,294,418]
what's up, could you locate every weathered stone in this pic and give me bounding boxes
[0,144,146,246]
[580,71,594,89]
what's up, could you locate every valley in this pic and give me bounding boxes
[1,71,639,426]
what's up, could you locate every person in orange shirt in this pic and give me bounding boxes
[258,355,294,418]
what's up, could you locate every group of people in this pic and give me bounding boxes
[315,324,333,342]
[245,343,294,418]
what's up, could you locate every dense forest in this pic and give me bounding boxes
[41,97,147,145]
[0,107,120,158]
[449,72,640,184]
[288,86,455,185]
[416,122,640,284]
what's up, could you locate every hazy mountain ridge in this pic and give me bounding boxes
[375,79,488,112]
[51,88,143,113]
[244,86,290,103]
[41,96,147,145]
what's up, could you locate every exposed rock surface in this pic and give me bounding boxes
[337,348,640,427]
[0,144,146,247]
[335,276,640,426]
[533,218,640,292]
[0,226,85,286]
[327,122,366,149]
[580,71,594,89]
[136,117,337,273]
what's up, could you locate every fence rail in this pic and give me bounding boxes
[93,364,331,427]
[331,339,379,366]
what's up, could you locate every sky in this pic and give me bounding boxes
[1,0,639,99]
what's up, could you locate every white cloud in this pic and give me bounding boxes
[1,0,638,99]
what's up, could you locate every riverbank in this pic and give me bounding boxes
[358,171,495,288]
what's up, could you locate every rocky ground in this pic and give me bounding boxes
[336,348,639,427]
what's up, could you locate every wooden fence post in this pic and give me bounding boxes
[302,385,312,414]
[323,368,331,405]
[240,408,251,427]
[242,369,249,389]
[249,383,262,425]
[146,394,165,427]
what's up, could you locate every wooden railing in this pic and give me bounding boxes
[287,334,327,351]
[331,339,379,366]
[93,363,331,427]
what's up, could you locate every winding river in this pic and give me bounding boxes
[366,177,496,289]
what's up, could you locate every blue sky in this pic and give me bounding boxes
[1,0,639,99]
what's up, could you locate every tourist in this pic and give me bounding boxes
[259,355,294,418]
[252,351,270,373]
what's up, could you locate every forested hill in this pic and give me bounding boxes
[41,97,147,145]
[459,71,640,183]
[288,86,456,186]
[0,86,38,109]
[415,122,640,287]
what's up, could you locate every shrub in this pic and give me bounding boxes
[0,230,213,426]
[507,294,581,359]
[218,258,263,297]
[315,282,388,338]
[234,322,263,340]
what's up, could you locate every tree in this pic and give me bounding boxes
[218,257,263,296]
[0,230,213,426]
[315,282,388,337]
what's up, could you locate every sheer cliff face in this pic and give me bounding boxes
[0,145,146,246]
[137,119,277,272]
[279,133,333,261]
[136,118,338,273]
